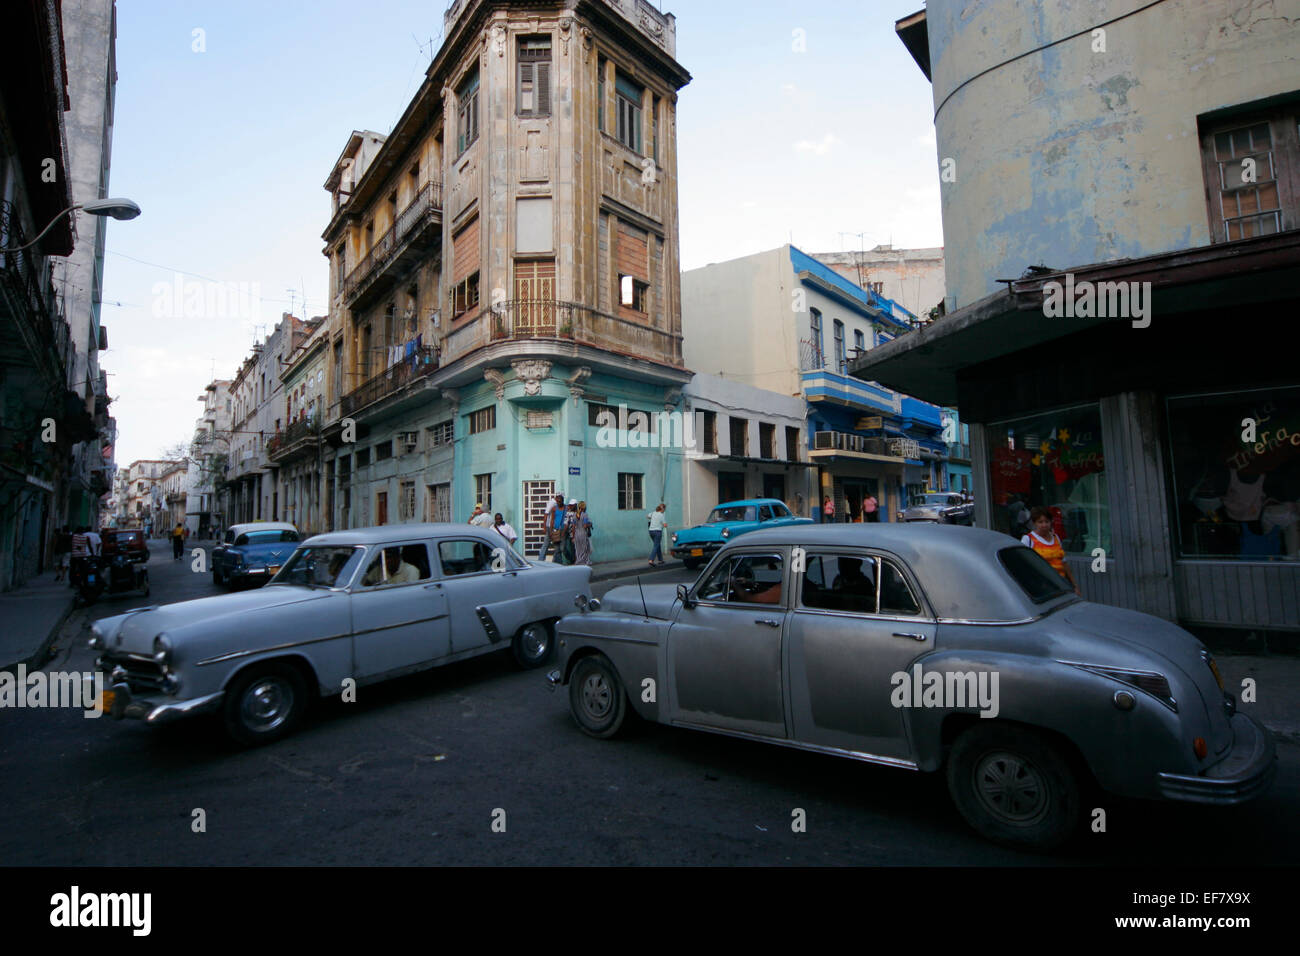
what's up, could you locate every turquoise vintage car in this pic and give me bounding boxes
[670,498,813,570]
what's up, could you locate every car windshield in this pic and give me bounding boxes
[270,546,360,588]
[998,546,1074,603]
[236,530,299,546]
[911,495,952,506]
[708,506,756,523]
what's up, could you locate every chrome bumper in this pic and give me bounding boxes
[1157,713,1277,804]
[108,681,225,724]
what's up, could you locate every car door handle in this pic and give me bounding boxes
[892,631,927,642]
[424,582,442,590]
[754,618,781,628]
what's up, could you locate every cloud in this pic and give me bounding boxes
[793,133,839,156]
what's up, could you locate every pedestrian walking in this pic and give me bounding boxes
[492,513,518,547]
[571,501,593,566]
[863,492,879,522]
[647,502,667,566]
[171,522,185,560]
[822,495,835,523]
[1021,506,1080,595]
[538,493,564,561]
[560,500,578,565]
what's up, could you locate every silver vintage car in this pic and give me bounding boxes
[549,524,1275,849]
[90,523,591,745]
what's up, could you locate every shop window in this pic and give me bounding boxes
[989,403,1108,555]
[1166,386,1300,560]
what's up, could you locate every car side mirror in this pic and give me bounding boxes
[676,584,693,609]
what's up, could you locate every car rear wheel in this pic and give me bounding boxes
[512,621,554,669]
[569,654,626,739]
[946,724,1081,850]
[222,662,307,746]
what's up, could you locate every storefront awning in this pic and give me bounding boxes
[847,230,1300,409]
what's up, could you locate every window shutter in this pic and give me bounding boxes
[517,60,532,114]
[537,61,551,116]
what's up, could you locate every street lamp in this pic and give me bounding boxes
[1,197,142,253]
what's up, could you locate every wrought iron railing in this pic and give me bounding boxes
[340,345,439,418]
[442,298,683,366]
[342,182,442,303]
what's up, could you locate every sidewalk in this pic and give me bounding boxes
[0,569,76,671]
[1215,653,1300,742]
[589,556,683,583]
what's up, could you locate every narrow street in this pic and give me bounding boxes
[2,545,1296,867]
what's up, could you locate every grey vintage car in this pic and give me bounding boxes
[901,492,974,524]
[549,523,1275,849]
[90,523,591,745]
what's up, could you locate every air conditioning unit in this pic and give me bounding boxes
[399,431,418,452]
[848,435,863,453]
[814,431,835,450]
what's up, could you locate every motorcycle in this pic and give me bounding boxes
[76,553,149,606]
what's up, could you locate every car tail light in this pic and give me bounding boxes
[1193,737,1207,759]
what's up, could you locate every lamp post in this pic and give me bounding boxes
[1,198,142,253]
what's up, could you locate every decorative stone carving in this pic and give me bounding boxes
[579,25,593,59]
[559,17,572,56]
[566,366,592,404]
[664,388,683,409]
[484,368,507,401]
[490,24,506,57]
[511,360,552,396]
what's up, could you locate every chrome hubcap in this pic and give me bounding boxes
[522,625,547,661]
[241,678,292,732]
[974,750,1048,824]
[581,672,611,719]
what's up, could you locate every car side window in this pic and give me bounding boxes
[224,530,235,545]
[801,554,877,614]
[361,544,432,588]
[759,505,773,521]
[697,554,784,605]
[234,534,249,547]
[879,559,922,616]
[438,539,496,576]
[774,504,791,518]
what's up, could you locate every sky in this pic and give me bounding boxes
[100,0,942,466]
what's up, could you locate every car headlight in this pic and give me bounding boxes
[153,633,173,666]
[721,528,730,538]
[88,624,106,650]
[671,533,678,544]
[1067,662,1177,712]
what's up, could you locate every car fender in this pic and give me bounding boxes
[558,614,668,722]
[901,649,1184,798]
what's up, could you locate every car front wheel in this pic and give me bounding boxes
[569,654,627,739]
[512,621,554,669]
[946,724,1081,850]
[222,662,307,746]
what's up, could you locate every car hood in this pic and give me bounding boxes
[675,521,752,543]
[599,583,681,621]
[97,586,332,656]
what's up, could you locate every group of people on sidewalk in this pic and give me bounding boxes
[463,494,671,569]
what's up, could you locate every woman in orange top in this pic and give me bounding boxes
[1021,506,1080,595]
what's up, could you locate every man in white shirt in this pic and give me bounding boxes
[85,527,102,556]
[492,513,518,547]
[469,503,494,527]
[362,548,421,586]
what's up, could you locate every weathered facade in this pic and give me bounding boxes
[812,245,946,320]
[857,1,1300,636]
[187,379,231,538]
[315,0,692,559]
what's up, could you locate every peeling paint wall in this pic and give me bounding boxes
[926,0,1300,309]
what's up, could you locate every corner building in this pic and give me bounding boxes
[321,0,691,559]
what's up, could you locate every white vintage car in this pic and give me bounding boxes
[89,523,591,744]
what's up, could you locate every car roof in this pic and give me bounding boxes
[710,498,787,509]
[302,522,504,547]
[722,523,1052,621]
[229,522,297,535]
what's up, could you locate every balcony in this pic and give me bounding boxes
[947,442,972,463]
[0,200,69,390]
[340,346,440,421]
[343,182,442,310]
[442,298,683,369]
[267,416,323,463]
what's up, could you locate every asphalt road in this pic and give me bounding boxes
[1,546,1297,866]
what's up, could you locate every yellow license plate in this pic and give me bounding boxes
[690,549,703,557]
[268,566,281,575]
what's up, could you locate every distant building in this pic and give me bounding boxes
[811,245,946,320]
